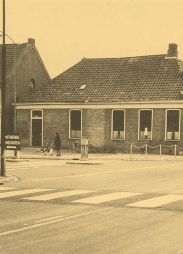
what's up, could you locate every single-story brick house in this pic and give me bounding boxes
[16,43,183,153]
[0,38,50,133]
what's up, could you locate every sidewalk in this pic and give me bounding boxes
[5,148,183,161]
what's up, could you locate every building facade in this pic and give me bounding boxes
[16,43,183,153]
[0,38,50,133]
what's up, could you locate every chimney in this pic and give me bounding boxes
[28,38,35,45]
[167,43,178,57]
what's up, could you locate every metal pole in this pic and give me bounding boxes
[13,43,17,156]
[1,0,6,176]
[13,43,16,133]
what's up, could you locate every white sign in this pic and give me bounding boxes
[5,135,20,139]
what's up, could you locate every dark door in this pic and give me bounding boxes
[32,119,42,146]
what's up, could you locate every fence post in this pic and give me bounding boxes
[160,144,161,158]
[145,144,147,159]
[130,143,132,159]
[175,144,176,159]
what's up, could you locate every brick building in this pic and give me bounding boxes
[16,43,183,153]
[0,38,50,133]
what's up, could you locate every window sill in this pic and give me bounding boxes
[138,139,152,141]
[69,137,81,139]
[111,138,125,141]
[165,139,180,142]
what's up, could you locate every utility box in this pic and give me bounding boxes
[81,139,89,160]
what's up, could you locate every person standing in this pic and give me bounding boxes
[54,132,61,156]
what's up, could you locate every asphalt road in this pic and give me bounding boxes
[1,159,183,254]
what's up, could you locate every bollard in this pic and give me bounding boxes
[81,139,89,160]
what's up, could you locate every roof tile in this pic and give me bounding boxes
[20,54,183,103]
[0,43,27,83]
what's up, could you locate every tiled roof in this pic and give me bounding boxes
[0,43,27,83]
[20,54,183,103]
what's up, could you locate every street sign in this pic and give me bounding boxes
[5,133,20,150]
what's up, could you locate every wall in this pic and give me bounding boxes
[4,47,50,133]
[16,107,183,154]
[43,109,69,148]
[16,109,30,146]
[8,47,50,102]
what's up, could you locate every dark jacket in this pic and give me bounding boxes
[54,134,61,150]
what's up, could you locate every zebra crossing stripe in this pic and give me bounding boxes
[72,192,143,204]
[22,190,96,201]
[126,194,183,208]
[6,164,48,169]
[0,189,55,198]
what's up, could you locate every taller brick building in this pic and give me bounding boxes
[16,43,183,154]
[0,38,50,133]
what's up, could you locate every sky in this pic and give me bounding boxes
[1,0,183,78]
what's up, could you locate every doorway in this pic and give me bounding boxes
[32,119,42,146]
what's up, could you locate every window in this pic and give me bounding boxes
[139,110,152,139]
[32,110,42,118]
[29,78,36,93]
[70,110,82,138]
[166,110,180,140]
[112,110,125,139]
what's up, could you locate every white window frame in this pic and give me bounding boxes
[165,109,181,141]
[138,109,153,140]
[69,109,82,139]
[111,109,125,140]
[30,109,43,146]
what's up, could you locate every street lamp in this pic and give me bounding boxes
[1,0,6,176]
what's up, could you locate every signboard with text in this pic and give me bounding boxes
[5,133,21,150]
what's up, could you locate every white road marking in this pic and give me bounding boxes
[22,190,96,201]
[126,194,183,208]
[0,189,55,198]
[6,164,50,168]
[6,162,66,171]
[72,192,143,204]
[35,215,64,223]
[21,161,183,182]
[0,187,16,191]
[0,207,111,236]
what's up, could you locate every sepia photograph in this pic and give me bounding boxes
[1,0,183,253]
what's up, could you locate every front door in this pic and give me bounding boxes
[32,119,42,146]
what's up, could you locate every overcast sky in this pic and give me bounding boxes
[2,0,183,78]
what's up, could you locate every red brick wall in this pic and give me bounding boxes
[83,109,106,147]
[4,47,50,132]
[43,109,69,148]
[11,48,50,101]
[16,109,30,146]
[16,107,183,153]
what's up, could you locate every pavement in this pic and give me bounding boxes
[4,147,183,162]
[1,147,183,184]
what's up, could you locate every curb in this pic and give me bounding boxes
[0,175,19,185]
[6,159,30,162]
[66,161,103,165]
